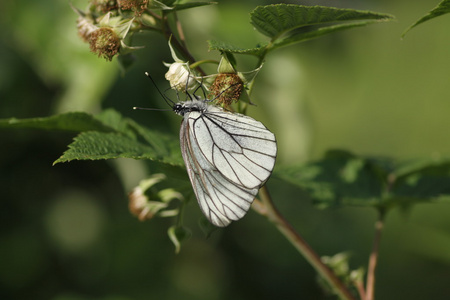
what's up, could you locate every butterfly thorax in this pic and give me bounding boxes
[173,99,214,117]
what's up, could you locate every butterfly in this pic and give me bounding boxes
[138,73,277,227]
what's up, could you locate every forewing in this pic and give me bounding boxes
[195,110,277,189]
[180,112,262,227]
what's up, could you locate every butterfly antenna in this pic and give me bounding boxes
[144,72,174,106]
[132,106,171,111]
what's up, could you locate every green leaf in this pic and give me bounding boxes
[392,157,450,203]
[272,21,378,49]
[52,114,183,165]
[250,4,393,39]
[276,150,389,209]
[95,108,135,137]
[392,156,450,177]
[276,150,450,210]
[127,119,182,164]
[402,0,450,37]
[250,4,393,55]
[53,131,158,163]
[1,110,183,166]
[209,5,393,58]
[207,40,267,56]
[0,112,115,132]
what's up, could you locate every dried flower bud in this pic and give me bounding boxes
[89,27,121,61]
[76,16,98,42]
[128,185,150,220]
[128,175,183,221]
[118,0,149,16]
[209,73,243,106]
[128,186,167,221]
[91,0,119,13]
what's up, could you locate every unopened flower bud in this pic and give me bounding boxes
[209,73,243,106]
[89,27,121,61]
[165,62,197,91]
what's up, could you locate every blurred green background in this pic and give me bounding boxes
[1,0,450,299]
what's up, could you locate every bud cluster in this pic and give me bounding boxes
[91,0,149,15]
[73,0,151,61]
[164,49,262,107]
[73,0,264,108]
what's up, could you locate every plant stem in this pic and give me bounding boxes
[355,279,366,300]
[255,186,356,300]
[160,12,206,76]
[173,13,187,49]
[365,210,385,300]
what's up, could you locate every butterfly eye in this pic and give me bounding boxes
[173,104,183,114]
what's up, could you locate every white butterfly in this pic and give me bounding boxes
[137,73,277,227]
[174,98,277,227]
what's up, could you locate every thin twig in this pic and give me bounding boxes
[174,13,187,48]
[146,8,162,20]
[159,12,206,76]
[365,210,385,300]
[255,186,356,300]
[354,278,366,300]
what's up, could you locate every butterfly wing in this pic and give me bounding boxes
[180,107,277,227]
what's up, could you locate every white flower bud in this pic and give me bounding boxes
[164,62,198,91]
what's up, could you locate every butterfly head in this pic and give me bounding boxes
[172,103,185,116]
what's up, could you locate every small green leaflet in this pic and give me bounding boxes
[0,112,114,132]
[402,0,450,37]
[168,225,191,253]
